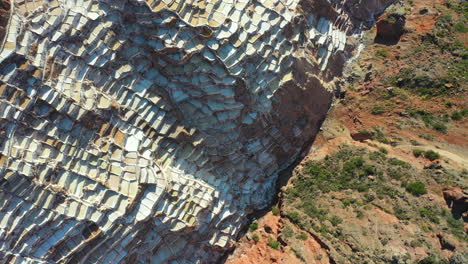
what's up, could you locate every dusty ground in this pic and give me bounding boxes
[227,0,467,263]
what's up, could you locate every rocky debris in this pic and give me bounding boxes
[264,224,274,234]
[420,8,429,15]
[351,132,372,141]
[375,13,406,45]
[0,0,398,262]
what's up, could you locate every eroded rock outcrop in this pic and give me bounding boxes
[0,0,393,262]
[375,13,406,45]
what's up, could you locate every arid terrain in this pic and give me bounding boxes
[227,0,467,263]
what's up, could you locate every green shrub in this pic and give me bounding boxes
[419,206,440,223]
[376,49,389,58]
[296,233,308,240]
[358,129,374,138]
[410,239,423,248]
[438,13,452,24]
[418,255,448,264]
[364,193,376,202]
[413,149,425,157]
[389,69,456,97]
[413,149,440,161]
[249,221,258,231]
[451,111,463,120]
[405,181,427,196]
[447,216,464,229]
[343,157,364,172]
[341,199,353,207]
[432,122,448,133]
[330,216,343,226]
[454,22,467,33]
[387,168,403,180]
[461,109,468,117]
[376,185,399,199]
[272,205,280,216]
[291,248,305,261]
[379,147,388,154]
[419,133,435,141]
[355,210,365,219]
[424,150,440,161]
[394,205,410,220]
[446,215,466,240]
[369,151,386,161]
[301,201,328,221]
[408,109,450,133]
[388,158,410,168]
[371,104,386,115]
[287,211,300,223]
[252,233,260,242]
[268,237,280,249]
[282,225,294,238]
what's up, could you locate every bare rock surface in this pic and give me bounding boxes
[0,0,394,262]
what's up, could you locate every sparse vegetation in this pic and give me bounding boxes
[376,49,389,58]
[286,147,418,202]
[282,224,294,238]
[358,127,392,144]
[445,215,467,241]
[419,133,435,141]
[268,237,280,249]
[371,104,386,115]
[277,115,467,260]
[451,111,463,120]
[404,181,427,196]
[418,255,449,264]
[330,215,343,226]
[287,211,300,223]
[378,147,388,154]
[419,206,441,223]
[291,248,305,262]
[413,149,441,160]
[387,68,459,97]
[249,221,258,231]
[413,149,425,157]
[272,205,280,216]
[424,150,441,161]
[296,233,308,240]
[394,205,411,220]
[251,233,260,242]
[451,109,468,120]
[407,109,449,133]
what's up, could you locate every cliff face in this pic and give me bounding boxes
[0,0,10,46]
[0,0,393,262]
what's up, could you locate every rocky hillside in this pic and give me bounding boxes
[0,0,398,263]
[227,0,467,263]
